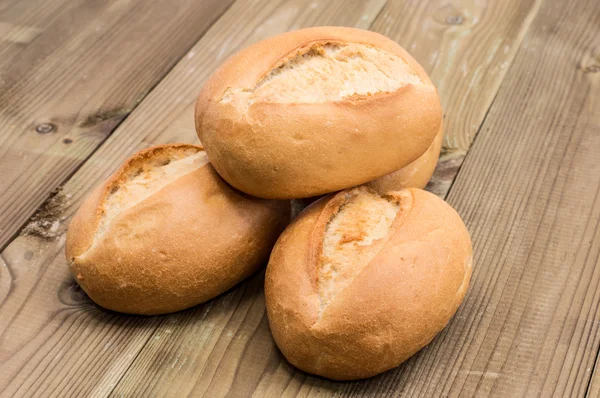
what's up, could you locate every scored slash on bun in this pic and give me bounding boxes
[318,189,400,311]
[195,26,442,199]
[265,186,472,380]
[66,144,290,315]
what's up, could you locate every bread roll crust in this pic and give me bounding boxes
[66,144,290,315]
[196,27,442,199]
[265,187,472,380]
[367,120,444,193]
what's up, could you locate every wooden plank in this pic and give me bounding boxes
[0,237,162,397]
[104,1,545,397]
[344,0,600,396]
[10,0,589,396]
[0,0,234,250]
[370,0,543,198]
[372,0,543,150]
[588,353,600,397]
[0,0,388,396]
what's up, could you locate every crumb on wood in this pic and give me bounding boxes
[22,187,69,240]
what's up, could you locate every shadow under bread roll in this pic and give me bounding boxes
[367,120,444,193]
[66,144,290,315]
[265,187,472,380]
[195,26,442,199]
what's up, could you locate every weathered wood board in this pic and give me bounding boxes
[2,0,599,396]
[0,0,233,250]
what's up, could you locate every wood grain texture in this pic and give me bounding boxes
[0,0,388,396]
[0,0,234,251]
[372,0,542,151]
[3,0,597,397]
[369,0,543,198]
[588,352,600,397]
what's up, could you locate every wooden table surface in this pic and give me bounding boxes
[0,0,598,396]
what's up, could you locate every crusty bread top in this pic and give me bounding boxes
[220,42,422,105]
[319,189,400,312]
[66,144,210,262]
[99,147,208,236]
[197,26,434,122]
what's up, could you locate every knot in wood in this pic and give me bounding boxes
[446,15,464,25]
[35,123,56,134]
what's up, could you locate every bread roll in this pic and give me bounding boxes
[265,187,472,380]
[66,144,290,315]
[293,122,441,211]
[367,120,444,193]
[195,26,442,199]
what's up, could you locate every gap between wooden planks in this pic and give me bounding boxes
[0,0,235,251]
[0,0,548,396]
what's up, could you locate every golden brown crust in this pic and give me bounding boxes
[367,120,444,193]
[65,183,105,263]
[265,187,472,380]
[195,27,442,199]
[66,144,197,263]
[66,144,291,315]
